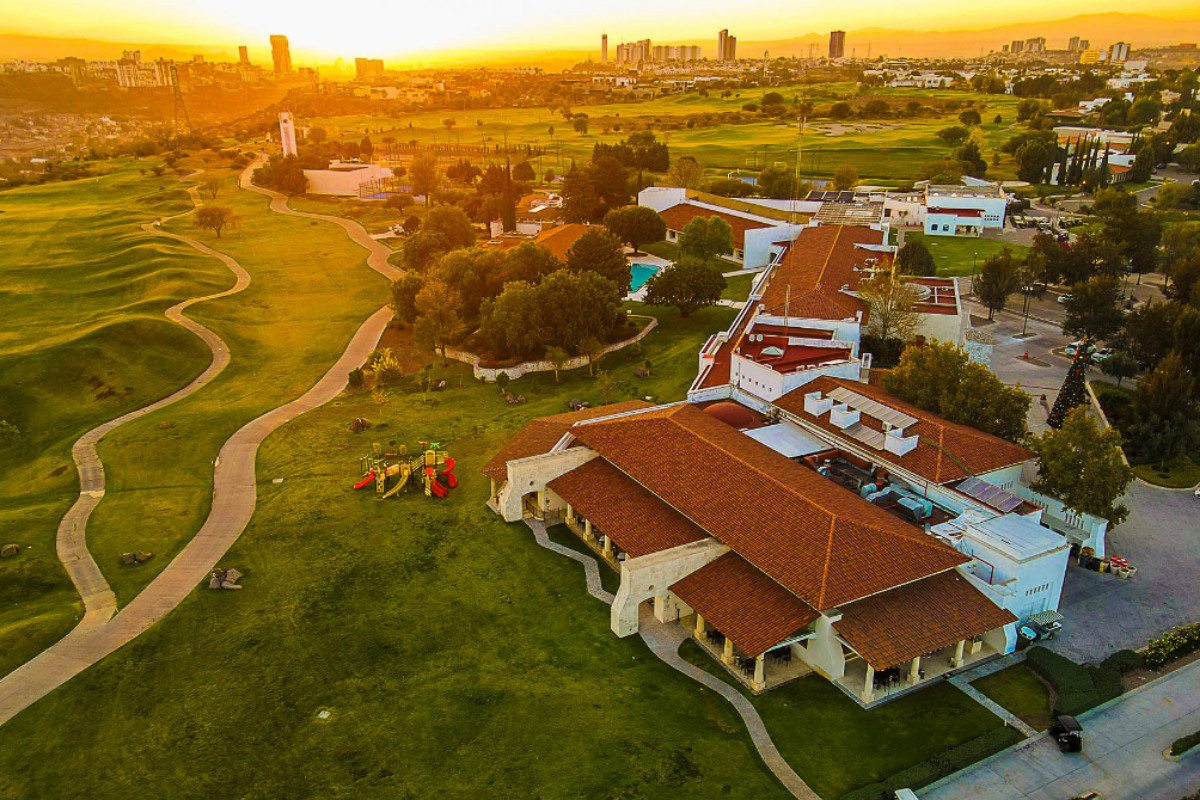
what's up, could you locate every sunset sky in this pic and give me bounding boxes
[4,0,1200,60]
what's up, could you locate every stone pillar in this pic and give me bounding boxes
[908,656,921,686]
[722,637,735,665]
[952,639,966,669]
[536,490,546,512]
[584,519,594,541]
[694,614,707,640]
[862,664,876,703]
[489,478,497,501]
[566,504,576,524]
[602,535,613,558]
[753,654,766,691]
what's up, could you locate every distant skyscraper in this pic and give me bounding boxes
[355,58,384,79]
[1025,37,1046,54]
[1010,40,1024,54]
[239,45,250,65]
[726,35,737,61]
[279,111,298,157]
[1068,36,1081,52]
[718,29,728,62]
[601,34,608,64]
[829,30,846,59]
[1110,41,1131,63]
[270,35,292,78]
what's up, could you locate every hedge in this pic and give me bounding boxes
[1171,728,1200,757]
[1024,648,1140,717]
[1145,621,1200,669]
[839,727,1024,800]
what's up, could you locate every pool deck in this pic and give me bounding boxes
[625,252,672,302]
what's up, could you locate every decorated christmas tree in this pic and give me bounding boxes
[1047,345,1090,429]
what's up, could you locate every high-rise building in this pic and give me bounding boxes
[1110,41,1131,63]
[725,35,737,62]
[279,111,298,157]
[1068,36,1081,52]
[718,29,728,62]
[355,58,384,79]
[829,30,846,59]
[270,35,292,78]
[1079,39,1090,51]
[1010,40,1024,54]
[1025,37,1046,54]
[238,45,250,65]
[601,34,608,64]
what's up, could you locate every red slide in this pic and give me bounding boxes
[430,479,448,498]
[353,470,375,490]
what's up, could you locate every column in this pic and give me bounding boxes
[952,639,966,669]
[753,654,766,691]
[584,519,594,541]
[489,478,497,501]
[536,490,546,512]
[602,535,613,558]
[565,504,576,524]
[722,637,735,665]
[694,614,707,640]
[861,664,876,703]
[908,656,921,686]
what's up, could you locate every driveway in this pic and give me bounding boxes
[921,658,1200,800]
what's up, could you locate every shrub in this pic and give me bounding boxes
[839,727,1023,800]
[1171,728,1200,756]
[1025,647,1135,717]
[374,353,404,385]
[348,368,365,389]
[1144,621,1200,669]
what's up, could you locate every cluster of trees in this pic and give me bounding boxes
[252,153,327,196]
[642,216,731,317]
[561,156,632,224]
[391,227,634,363]
[591,131,670,172]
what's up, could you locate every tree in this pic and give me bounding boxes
[504,242,561,284]
[678,216,733,263]
[1127,352,1200,468]
[958,109,982,126]
[896,240,936,277]
[831,165,859,191]
[883,341,1031,442]
[667,156,705,189]
[546,346,570,382]
[402,215,421,234]
[562,164,601,223]
[193,205,238,238]
[603,206,666,255]
[409,154,442,206]
[1047,347,1091,429]
[859,269,921,342]
[389,274,424,324]
[1129,144,1155,183]
[565,228,630,295]
[937,126,969,145]
[580,336,605,377]
[512,160,535,182]
[972,249,1021,320]
[424,205,476,250]
[429,247,507,320]
[830,102,854,120]
[573,116,589,135]
[402,231,448,272]
[1063,275,1123,343]
[1015,140,1055,184]
[1124,301,1176,368]
[308,127,327,145]
[413,280,463,363]
[757,166,810,200]
[1027,408,1134,525]
[1100,351,1139,388]
[495,371,510,395]
[706,177,757,197]
[203,176,222,199]
[371,388,390,421]
[642,258,726,317]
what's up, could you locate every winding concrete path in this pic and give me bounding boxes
[0,155,399,726]
[523,519,818,800]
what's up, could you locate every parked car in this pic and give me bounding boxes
[1057,293,1073,305]
[1091,347,1114,364]
[1064,341,1095,358]
[1050,715,1084,753]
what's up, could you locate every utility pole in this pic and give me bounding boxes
[170,64,191,141]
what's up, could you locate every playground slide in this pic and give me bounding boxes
[430,477,448,498]
[381,471,409,499]
[353,471,375,490]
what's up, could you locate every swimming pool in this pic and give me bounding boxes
[630,263,661,292]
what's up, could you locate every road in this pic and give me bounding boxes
[922,658,1200,800]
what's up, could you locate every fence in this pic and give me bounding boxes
[443,316,658,382]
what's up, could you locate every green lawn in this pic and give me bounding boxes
[83,163,389,607]
[0,161,233,676]
[677,639,1005,799]
[972,664,1053,731]
[1133,455,1200,489]
[287,194,417,234]
[903,231,1029,277]
[722,273,756,302]
[0,306,806,799]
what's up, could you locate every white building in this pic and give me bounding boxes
[923,182,1007,237]
[302,161,393,197]
[279,111,299,157]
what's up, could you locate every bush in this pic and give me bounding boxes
[1025,647,1135,717]
[1171,728,1200,756]
[839,727,1023,800]
[348,368,365,389]
[1144,621,1200,669]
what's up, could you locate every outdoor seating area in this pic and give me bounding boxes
[835,637,998,707]
[684,615,813,693]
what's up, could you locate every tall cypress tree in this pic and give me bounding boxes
[1048,347,1091,429]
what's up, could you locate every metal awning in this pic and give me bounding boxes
[1028,610,1064,626]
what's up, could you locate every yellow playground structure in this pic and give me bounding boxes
[354,444,457,499]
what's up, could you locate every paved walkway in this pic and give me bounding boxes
[0,156,399,726]
[923,659,1200,800]
[948,652,1039,739]
[522,518,818,800]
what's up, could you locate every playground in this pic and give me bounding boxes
[354,444,458,499]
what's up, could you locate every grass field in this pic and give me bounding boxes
[0,162,233,677]
[0,306,825,800]
[82,162,389,607]
[313,88,1026,183]
[903,231,1030,277]
[721,272,756,302]
[972,664,1053,732]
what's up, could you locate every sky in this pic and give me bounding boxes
[3,0,1200,60]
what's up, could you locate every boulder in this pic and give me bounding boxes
[0,544,19,559]
[350,417,371,433]
[121,550,152,565]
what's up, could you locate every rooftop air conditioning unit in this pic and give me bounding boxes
[829,404,861,429]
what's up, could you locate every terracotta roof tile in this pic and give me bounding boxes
[569,404,967,610]
[481,400,651,481]
[758,225,887,321]
[775,376,1034,484]
[672,553,819,657]
[547,459,708,557]
[534,223,595,260]
[658,203,775,249]
[834,570,1017,670]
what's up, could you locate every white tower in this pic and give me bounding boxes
[279,111,298,157]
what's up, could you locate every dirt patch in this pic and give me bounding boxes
[969,314,996,327]
[48,465,67,478]
[1124,648,1200,691]
[375,324,433,375]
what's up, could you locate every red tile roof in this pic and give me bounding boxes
[534,223,595,260]
[672,553,819,657]
[547,458,708,557]
[658,203,775,250]
[833,570,1017,670]
[481,400,651,480]
[569,403,967,610]
[775,376,1034,485]
[758,225,886,322]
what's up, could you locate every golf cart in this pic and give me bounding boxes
[1019,610,1064,642]
[1050,715,1084,753]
